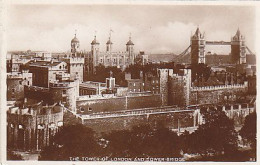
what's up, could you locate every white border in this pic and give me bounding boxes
[1,1,260,165]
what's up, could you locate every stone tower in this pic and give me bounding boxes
[71,31,80,56]
[231,28,246,64]
[158,68,174,106]
[91,35,100,68]
[106,32,113,52]
[126,34,135,64]
[190,27,206,65]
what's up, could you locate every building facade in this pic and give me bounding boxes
[7,102,64,151]
[7,70,33,101]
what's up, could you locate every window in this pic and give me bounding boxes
[19,81,22,85]
[80,107,85,112]
[12,88,15,93]
[62,97,66,102]
[62,90,66,94]
[133,83,136,86]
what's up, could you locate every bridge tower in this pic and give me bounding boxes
[231,29,246,64]
[190,27,206,65]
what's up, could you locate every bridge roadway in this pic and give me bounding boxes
[205,41,231,45]
[79,106,198,120]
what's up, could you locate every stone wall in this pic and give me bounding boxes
[76,94,162,114]
[189,84,247,105]
[82,110,197,134]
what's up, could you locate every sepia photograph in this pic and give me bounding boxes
[2,1,258,163]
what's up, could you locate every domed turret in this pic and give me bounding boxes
[106,38,113,45]
[71,30,80,55]
[91,36,100,45]
[126,36,134,45]
[71,35,79,43]
[126,34,134,52]
[106,36,113,52]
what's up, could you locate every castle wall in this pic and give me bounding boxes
[189,83,248,105]
[82,110,197,134]
[76,94,162,114]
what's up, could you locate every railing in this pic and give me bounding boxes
[77,94,117,101]
[80,106,197,119]
[191,83,247,91]
[205,41,231,45]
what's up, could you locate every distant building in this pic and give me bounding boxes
[28,60,68,88]
[84,34,136,79]
[135,51,149,65]
[79,81,107,95]
[24,79,80,113]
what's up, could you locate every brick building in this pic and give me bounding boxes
[28,60,68,88]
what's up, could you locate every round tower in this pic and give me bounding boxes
[91,35,100,67]
[126,34,134,64]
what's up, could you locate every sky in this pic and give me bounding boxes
[6,5,256,54]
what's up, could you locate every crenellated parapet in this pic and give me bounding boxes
[191,81,248,92]
[64,57,84,64]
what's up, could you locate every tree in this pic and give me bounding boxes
[185,106,238,156]
[239,111,256,150]
[103,123,181,158]
[39,124,100,160]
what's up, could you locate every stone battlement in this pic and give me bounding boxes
[77,94,117,101]
[49,80,78,88]
[191,82,247,91]
[64,57,84,64]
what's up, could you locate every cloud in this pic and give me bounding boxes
[6,5,255,54]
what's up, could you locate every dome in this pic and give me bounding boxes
[71,36,79,43]
[126,40,134,45]
[106,39,113,44]
[91,36,100,45]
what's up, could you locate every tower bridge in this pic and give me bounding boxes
[173,28,255,65]
[205,41,231,45]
